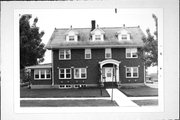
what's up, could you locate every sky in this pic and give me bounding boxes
[19,9,161,73]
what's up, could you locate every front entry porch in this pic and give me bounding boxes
[99,59,121,88]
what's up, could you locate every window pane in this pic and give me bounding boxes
[35,75,39,79]
[66,69,71,74]
[106,53,111,58]
[59,50,64,59]
[132,53,137,57]
[127,73,131,77]
[81,68,86,73]
[46,74,51,78]
[41,70,45,78]
[133,73,138,77]
[81,73,86,78]
[60,69,64,74]
[66,74,71,78]
[85,54,91,59]
[60,74,64,78]
[66,50,71,59]
[126,53,131,58]
[133,68,138,72]
[75,69,79,78]
[126,68,131,72]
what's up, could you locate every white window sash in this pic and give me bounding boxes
[126,48,138,58]
[105,48,112,58]
[85,49,91,59]
[59,68,71,79]
[74,68,87,79]
[126,67,139,78]
[34,69,51,80]
[59,49,71,60]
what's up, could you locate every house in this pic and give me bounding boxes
[27,20,146,89]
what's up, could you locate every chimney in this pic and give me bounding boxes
[91,20,96,31]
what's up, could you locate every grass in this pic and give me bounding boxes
[119,85,158,97]
[20,99,118,107]
[20,87,110,98]
[132,99,158,106]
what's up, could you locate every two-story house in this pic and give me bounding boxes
[27,20,145,89]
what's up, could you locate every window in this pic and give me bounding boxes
[74,68,87,79]
[69,36,75,41]
[121,34,127,40]
[85,49,91,59]
[34,69,51,80]
[59,49,71,60]
[126,48,138,58]
[126,67,139,78]
[105,48,112,59]
[95,35,101,40]
[59,68,71,79]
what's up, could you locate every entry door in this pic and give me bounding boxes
[104,67,114,82]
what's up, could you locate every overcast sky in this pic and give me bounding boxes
[19,9,161,73]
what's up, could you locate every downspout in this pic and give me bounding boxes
[51,46,54,86]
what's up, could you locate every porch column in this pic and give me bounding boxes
[99,64,104,87]
[116,65,120,86]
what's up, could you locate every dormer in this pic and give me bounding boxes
[117,24,131,40]
[65,26,78,42]
[90,25,105,41]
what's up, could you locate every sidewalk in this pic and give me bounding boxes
[106,88,139,107]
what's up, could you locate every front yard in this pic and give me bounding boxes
[119,85,158,97]
[20,87,110,98]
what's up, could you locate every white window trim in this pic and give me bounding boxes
[85,49,92,59]
[105,48,112,59]
[126,67,139,78]
[126,48,138,58]
[59,68,72,79]
[59,49,71,60]
[34,69,51,80]
[74,68,87,79]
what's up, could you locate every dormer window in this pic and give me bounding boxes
[91,25,105,41]
[65,26,78,42]
[117,26,130,40]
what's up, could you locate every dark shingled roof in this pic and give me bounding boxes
[46,26,145,49]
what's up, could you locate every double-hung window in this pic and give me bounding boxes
[126,48,138,58]
[34,69,51,80]
[74,68,87,79]
[126,67,139,78]
[59,49,71,60]
[105,48,112,59]
[59,68,71,79]
[85,49,91,59]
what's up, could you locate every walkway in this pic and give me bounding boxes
[106,88,139,107]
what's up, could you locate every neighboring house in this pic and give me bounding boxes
[146,73,158,83]
[27,20,146,89]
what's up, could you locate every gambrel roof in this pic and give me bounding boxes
[46,26,145,49]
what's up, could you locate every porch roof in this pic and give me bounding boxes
[25,63,52,69]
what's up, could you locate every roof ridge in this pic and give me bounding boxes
[55,26,140,30]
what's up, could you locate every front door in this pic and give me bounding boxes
[104,67,114,82]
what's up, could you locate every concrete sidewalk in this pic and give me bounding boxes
[106,88,139,107]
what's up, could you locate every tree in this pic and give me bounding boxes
[139,14,158,68]
[20,14,46,69]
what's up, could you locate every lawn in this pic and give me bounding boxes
[119,85,158,97]
[20,87,110,98]
[132,99,158,106]
[20,99,118,107]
